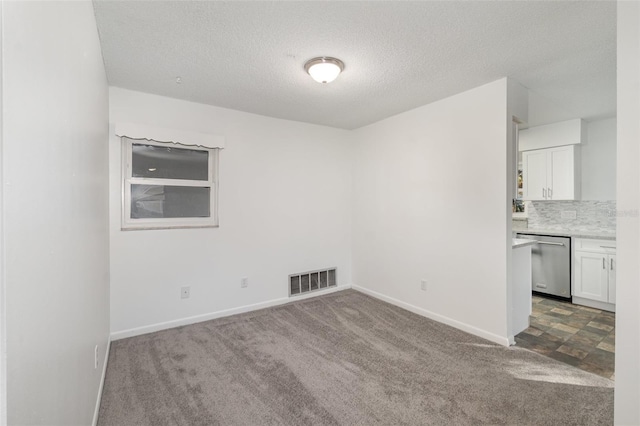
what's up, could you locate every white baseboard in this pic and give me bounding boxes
[572,296,615,313]
[111,284,352,341]
[351,285,511,347]
[92,337,111,426]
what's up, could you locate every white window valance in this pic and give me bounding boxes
[115,122,225,149]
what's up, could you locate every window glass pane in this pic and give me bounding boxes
[132,143,209,181]
[131,185,210,219]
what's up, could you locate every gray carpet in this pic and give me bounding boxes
[98,290,613,425]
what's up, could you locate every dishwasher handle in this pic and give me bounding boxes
[533,240,565,247]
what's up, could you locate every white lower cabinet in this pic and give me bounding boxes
[573,238,616,312]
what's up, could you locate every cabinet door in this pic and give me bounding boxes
[574,251,609,302]
[608,254,616,303]
[548,146,575,200]
[522,150,548,200]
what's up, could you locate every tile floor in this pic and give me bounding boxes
[515,295,615,379]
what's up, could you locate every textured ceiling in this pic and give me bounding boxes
[93,1,616,130]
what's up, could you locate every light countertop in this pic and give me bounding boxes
[514,228,616,240]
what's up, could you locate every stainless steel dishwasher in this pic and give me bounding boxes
[515,233,572,300]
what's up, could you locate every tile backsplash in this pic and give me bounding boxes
[527,200,616,232]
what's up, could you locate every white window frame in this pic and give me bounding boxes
[121,138,219,230]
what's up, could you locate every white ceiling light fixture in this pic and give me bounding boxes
[304,57,345,84]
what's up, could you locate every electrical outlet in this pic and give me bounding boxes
[181,286,190,299]
[421,280,427,291]
[241,277,248,288]
[561,210,577,220]
[94,345,99,369]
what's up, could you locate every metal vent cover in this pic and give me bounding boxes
[289,267,336,297]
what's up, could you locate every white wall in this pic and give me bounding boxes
[506,79,529,343]
[0,3,6,423]
[109,88,353,336]
[351,79,512,345]
[527,90,575,129]
[582,118,617,200]
[2,2,110,425]
[615,1,640,423]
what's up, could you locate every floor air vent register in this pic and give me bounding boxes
[289,268,336,296]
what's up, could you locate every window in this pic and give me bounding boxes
[122,137,219,230]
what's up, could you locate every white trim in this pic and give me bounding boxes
[110,283,512,347]
[111,284,352,341]
[91,338,111,426]
[572,296,616,313]
[351,285,511,347]
[115,122,225,149]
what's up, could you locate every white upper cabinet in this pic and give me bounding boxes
[522,150,548,200]
[549,146,577,200]
[522,145,580,200]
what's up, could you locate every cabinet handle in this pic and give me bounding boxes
[548,187,552,199]
[600,246,616,249]
[611,259,614,271]
[603,258,606,269]
[542,188,547,199]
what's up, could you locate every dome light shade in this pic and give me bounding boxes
[304,57,344,83]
